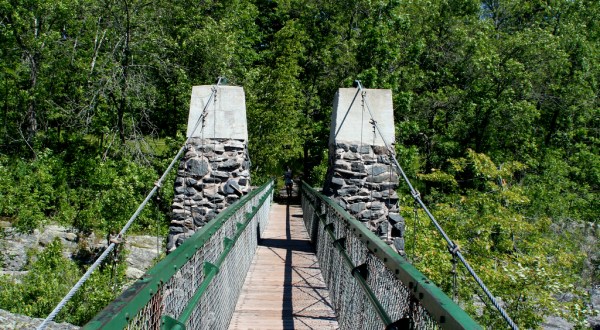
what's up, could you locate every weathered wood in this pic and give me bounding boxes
[228,203,338,330]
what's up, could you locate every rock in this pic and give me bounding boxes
[218,159,241,170]
[351,162,366,173]
[366,164,390,177]
[330,177,345,189]
[364,182,380,190]
[366,172,398,184]
[372,145,388,155]
[185,178,198,186]
[370,202,384,211]
[169,225,186,234]
[591,286,600,308]
[379,181,399,190]
[377,221,388,237]
[335,142,349,151]
[191,193,205,201]
[0,309,80,330]
[542,316,574,330]
[224,179,242,196]
[0,271,27,284]
[186,157,210,178]
[205,210,218,221]
[334,159,351,170]
[184,187,197,196]
[393,237,405,252]
[358,145,371,154]
[226,194,240,203]
[171,212,187,221]
[345,195,369,202]
[166,234,176,251]
[224,140,245,150]
[211,170,230,179]
[335,168,367,177]
[358,188,370,196]
[388,213,404,224]
[349,144,371,154]
[206,193,224,203]
[198,200,217,209]
[338,186,359,197]
[202,177,221,183]
[185,150,198,159]
[126,267,145,279]
[362,154,377,164]
[349,202,366,214]
[342,152,360,161]
[213,144,225,153]
[191,207,208,216]
[588,316,600,330]
[174,177,184,187]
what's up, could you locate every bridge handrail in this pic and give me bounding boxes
[83,179,274,330]
[301,181,481,330]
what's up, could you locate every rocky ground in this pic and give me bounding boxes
[0,221,164,329]
[0,309,79,330]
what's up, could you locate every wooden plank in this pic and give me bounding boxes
[228,203,338,330]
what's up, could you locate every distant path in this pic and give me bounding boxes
[228,203,338,329]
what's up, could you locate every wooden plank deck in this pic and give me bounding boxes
[228,202,338,330]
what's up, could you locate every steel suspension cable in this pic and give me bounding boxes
[354,80,519,330]
[37,79,223,330]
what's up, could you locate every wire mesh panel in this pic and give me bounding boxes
[84,181,273,330]
[300,182,481,330]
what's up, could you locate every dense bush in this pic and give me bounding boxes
[0,238,127,325]
[0,147,172,236]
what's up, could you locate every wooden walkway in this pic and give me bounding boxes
[228,203,338,330]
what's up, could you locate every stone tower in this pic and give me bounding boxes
[167,85,251,253]
[323,88,405,254]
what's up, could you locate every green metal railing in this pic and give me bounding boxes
[301,182,481,330]
[84,180,273,330]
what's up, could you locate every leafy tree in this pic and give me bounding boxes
[413,150,589,327]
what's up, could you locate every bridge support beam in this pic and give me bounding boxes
[167,85,251,253]
[323,87,405,254]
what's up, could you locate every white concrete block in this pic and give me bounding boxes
[186,85,248,140]
[329,88,394,146]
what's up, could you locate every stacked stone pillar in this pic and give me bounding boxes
[167,85,250,253]
[323,88,405,254]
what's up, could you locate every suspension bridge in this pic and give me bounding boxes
[37,80,518,330]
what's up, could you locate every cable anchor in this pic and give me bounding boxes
[411,190,421,199]
[447,243,460,255]
[109,233,123,245]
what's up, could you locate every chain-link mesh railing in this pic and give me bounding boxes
[84,180,273,330]
[301,182,481,330]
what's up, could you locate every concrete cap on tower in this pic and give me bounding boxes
[329,88,394,147]
[186,85,248,140]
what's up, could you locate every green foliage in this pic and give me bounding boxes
[1,0,599,327]
[0,150,66,233]
[0,238,127,325]
[411,150,590,327]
